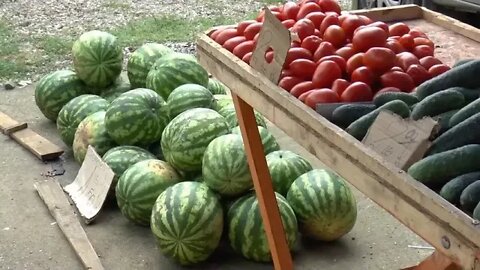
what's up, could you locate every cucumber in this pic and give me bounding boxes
[453,58,475,68]
[331,104,377,129]
[431,109,459,135]
[415,59,480,100]
[373,92,419,107]
[439,171,480,205]
[473,201,480,220]
[345,100,411,141]
[411,89,465,120]
[449,98,480,128]
[427,112,480,155]
[451,86,480,104]
[460,181,480,213]
[407,144,480,188]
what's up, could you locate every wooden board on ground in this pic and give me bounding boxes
[196,4,480,270]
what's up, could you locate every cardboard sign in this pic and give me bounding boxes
[362,111,439,170]
[64,146,114,224]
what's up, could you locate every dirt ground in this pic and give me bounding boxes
[0,84,433,270]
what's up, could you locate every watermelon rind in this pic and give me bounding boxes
[218,104,267,129]
[166,83,215,119]
[231,125,280,155]
[212,94,233,112]
[207,78,228,95]
[127,43,173,89]
[98,73,132,102]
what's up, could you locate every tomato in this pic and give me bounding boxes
[429,64,451,77]
[305,12,327,29]
[389,22,410,37]
[305,89,340,108]
[406,64,431,85]
[256,9,265,22]
[291,41,302,48]
[390,66,403,72]
[341,14,365,39]
[264,51,274,63]
[352,26,388,52]
[375,87,401,97]
[351,66,375,85]
[399,34,415,51]
[313,41,336,62]
[323,25,346,48]
[278,76,305,91]
[210,28,223,40]
[299,90,316,102]
[281,19,296,29]
[419,56,442,70]
[285,47,313,67]
[317,56,346,74]
[282,2,301,20]
[412,45,434,59]
[296,2,323,20]
[280,69,295,79]
[368,21,389,35]
[244,22,263,40]
[242,52,253,64]
[409,28,428,39]
[319,14,340,36]
[388,36,401,41]
[290,81,315,97]
[301,35,323,53]
[358,15,373,25]
[395,52,420,71]
[413,37,434,50]
[341,82,373,102]
[223,36,247,52]
[237,20,257,36]
[292,19,316,40]
[363,47,396,74]
[214,28,238,45]
[312,60,342,88]
[336,46,355,60]
[319,0,342,14]
[233,40,255,59]
[386,40,406,54]
[314,29,322,38]
[290,59,317,79]
[380,71,415,92]
[346,52,365,74]
[332,78,351,96]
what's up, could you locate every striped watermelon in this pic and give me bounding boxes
[99,74,132,102]
[218,104,267,129]
[202,134,253,197]
[213,94,233,112]
[35,70,88,121]
[166,83,215,119]
[161,108,230,172]
[228,192,298,262]
[105,88,169,145]
[127,43,173,88]
[151,181,224,265]
[207,78,228,95]
[56,94,109,147]
[116,159,181,226]
[266,150,313,196]
[72,111,117,163]
[145,53,209,100]
[72,30,123,88]
[286,169,357,241]
[231,125,280,155]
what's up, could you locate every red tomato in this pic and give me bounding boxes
[319,0,342,14]
[318,55,347,72]
[389,22,410,37]
[352,26,388,52]
[305,12,326,29]
[412,45,434,58]
[406,64,431,85]
[285,47,314,67]
[282,19,296,29]
[419,56,443,70]
[388,36,401,41]
[290,81,315,97]
[319,14,340,36]
[341,82,373,102]
[332,78,351,96]
[346,52,365,74]
[290,59,317,79]
[386,40,406,54]
[282,2,301,20]
[314,29,322,38]
[358,15,373,25]
[312,60,342,88]
[368,22,390,35]
[299,90,316,102]
[364,47,396,73]
[341,14,365,39]
[429,64,451,77]
[351,66,376,85]
[301,35,323,53]
[313,41,336,62]
[242,52,253,64]
[265,51,274,63]
[390,66,404,72]
[237,20,257,36]
[323,25,346,48]
[233,40,255,59]
[375,87,401,97]
[291,41,302,48]
[305,89,340,108]
[296,2,323,20]
[223,36,247,52]
[269,5,282,12]
[256,9,265,22]
[399,34,415,51]
[214,28,238,45]
[210,28,223,40]
[244,23,263,40]
[292,19,316,40]
[278,76,305,91]
[336,46,355,60]
[409,28,428,39]
[395,52,420,71]
[380,71,415,92]
[414,37,434,50]
[280,69,295,79]
[338,14,347,24]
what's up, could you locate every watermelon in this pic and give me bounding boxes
[228,192,298,262]
[56,94,109,146]
[207,78,228,95]
[213,94,233,112]
[266,150,313,196]
[202,134,253,197]
[166,83,215,119]
[35,70,88,121]
[127,43,173,89]
[218,104,267,129]
[72,111,117,163]
[146,141,165,160]
[286,169,357,241]
[161,108,230,172]
[145,53,209,100]
[151,181,224,266]
[99,73,132,102]
[116,159,181,226]
[105,88,169,145]
[72,30,123,88]
[231,125,280,155]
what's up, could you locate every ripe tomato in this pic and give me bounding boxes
[368,22,390,35]
[244,22,263,40]
[380,71,415,92]
[358,15,373,25]
[332,78,351,96]
[319,0,342,14]
[323,25,346,48]
[317,55,346,72]
[389,22,410,37]
[237,20,257,36]
[386,40,405,54]
[301,35,323,53]
[223,36,247,52]
[265,51,274,63]
[305,89,340,108]
[388,36,401,41]
[341,14,365,39]
[319,14,340,36]
[290,59,317,79]
[312,60,342,88]
[285,47,313,67]
[214,28,238,45]
[290,81,315,97]
[364,47,396,73]
[346,52,365,74]
[395,52,420,71]
[280,69,295,79]
[419,56,442,70]
[390,66,403,72]
[313,41,336,62]
[291,41,302,48]
[296,2,323,20]
[336,46,355,60]
[351,66,376,85]
[292,19,316,40]
[314,29,322,38]
[341,82,373,102]
[281,19,296,29]
[406,64,431,85]
[298,90,316,102]
[282,2,301,20]
[305,12,326,29]
[399,34,415,51]
[413,37,434,50]
[412,45,434,59]
[278,76,305,91]
[352,26,388,52]
[233,40,255,59]
[210,28,223,40]
[429,64,451,77]
[375,87,401,97]
[242,52,253,64]
[409,28,428,39]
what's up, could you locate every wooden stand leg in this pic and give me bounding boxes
[231,93,293,270]
[402,251,462,270]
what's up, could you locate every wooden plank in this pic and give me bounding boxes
[196,34,480,269]
[402,251,462,270]
[9,128,63,161]
[349,4,423,21]
[0,111,27,134]
[34,179,104,270]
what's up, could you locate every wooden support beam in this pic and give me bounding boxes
[402,251,462,270]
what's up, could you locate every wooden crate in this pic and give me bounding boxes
[196,4,480,270]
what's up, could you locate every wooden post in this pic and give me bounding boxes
[402,251,462,270]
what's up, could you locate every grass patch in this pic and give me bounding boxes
[0,20,30,80]
[36,35,73,57]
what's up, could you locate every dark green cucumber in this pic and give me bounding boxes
[439,172,480,205]
[415,59,480,100]
[431,109,459,135]
[373,92,419,107]
[411,89,465,120]
[427,112,480,155]
[451,86,480,104]
[460,181,480,213]
[453,58,475,68]
[345,100,411,141]
[331,104,377,129]
[407,144,480,187]
[449,98,480,128]
[473,201,480,220]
